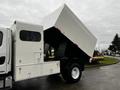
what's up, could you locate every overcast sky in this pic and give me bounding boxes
[0,0,120,50]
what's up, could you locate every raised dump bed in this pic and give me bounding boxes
[42,4,97,61]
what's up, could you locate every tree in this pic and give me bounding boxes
[108,45,116,52]
[108,34,120,54]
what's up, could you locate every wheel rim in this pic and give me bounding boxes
[71,67,80,79]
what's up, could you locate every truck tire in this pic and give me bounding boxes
[61,62,82,83]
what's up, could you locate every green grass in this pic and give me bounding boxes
[99,57,119,65]
[85,56,119,68]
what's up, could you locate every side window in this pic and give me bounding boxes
[0,31,3,46]
[20,30,41,42]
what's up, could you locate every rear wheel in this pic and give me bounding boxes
[61,62,82,83]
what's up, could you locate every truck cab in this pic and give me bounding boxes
[0,28,12,88]
[0,28,11,75]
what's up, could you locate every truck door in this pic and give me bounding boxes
[15,22,43,66]
[14,22,43,81]
[0,28,7,74]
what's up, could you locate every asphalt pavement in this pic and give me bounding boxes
[4,56,120,90]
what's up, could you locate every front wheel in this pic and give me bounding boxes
[61,63,82,83]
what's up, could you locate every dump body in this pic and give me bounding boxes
[42,4,97,57]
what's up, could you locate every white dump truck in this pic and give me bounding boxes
[0,4,97,88]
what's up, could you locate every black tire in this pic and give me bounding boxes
[61,62,82,83]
